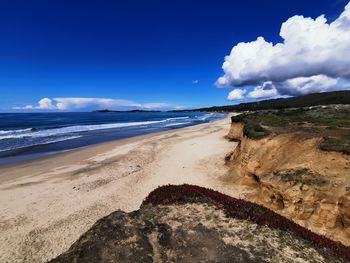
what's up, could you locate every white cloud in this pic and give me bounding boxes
[53,98,138,110]
[217,1,350,100]
[13,97,182,111]
[141,103,175,109]
[13,98,56,110]
[279,75,340,95]
[37,98,56,109]
[247,82,278,99]
[192,80,199,84]
[227,89,246,101]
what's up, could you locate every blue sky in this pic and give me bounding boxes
[0,0,349,111]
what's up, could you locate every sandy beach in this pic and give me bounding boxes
[0,116,239,262]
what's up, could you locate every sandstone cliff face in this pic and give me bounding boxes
[50,202,342,263]
[227,122,350,246]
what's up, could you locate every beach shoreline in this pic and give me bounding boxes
[0,115,239,262]
[0,112,226,166]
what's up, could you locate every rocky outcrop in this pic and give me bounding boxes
[50,190,345,263]
[227,121,350,246]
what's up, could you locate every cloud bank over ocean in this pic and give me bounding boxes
[218,1,350,101]
[13,98,183,111]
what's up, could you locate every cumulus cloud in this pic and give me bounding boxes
[218,1,350,100]
[13,98,56,110]
[227,89,246,100]
[13,97,182,111]
[247,82,278,99]
[53,98,137,110]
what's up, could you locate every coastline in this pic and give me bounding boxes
[0,114,226,181]
[0,112,226,166]
[0,115,239,262]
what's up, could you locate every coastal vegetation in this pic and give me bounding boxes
[143,184,350,262]
[172,90,350,112]
[231,105,350,154]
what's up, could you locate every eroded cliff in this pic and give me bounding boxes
[226,107,350,246]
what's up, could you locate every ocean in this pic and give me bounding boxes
[0,112,225,165]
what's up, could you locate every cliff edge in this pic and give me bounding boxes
[226,105,350,246]
[50,185,348,263]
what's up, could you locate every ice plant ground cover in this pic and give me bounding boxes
[143,184,350,262]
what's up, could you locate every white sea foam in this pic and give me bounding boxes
[0,128,34,135]
[164,117,189,121]
[197,113,215,121]
[0,135,82,152]
[0,117,191,140]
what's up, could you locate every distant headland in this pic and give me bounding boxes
[94,90,350,113]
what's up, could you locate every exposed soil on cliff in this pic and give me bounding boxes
[226,106,350,246]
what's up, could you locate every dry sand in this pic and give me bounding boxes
[0,116,239,262]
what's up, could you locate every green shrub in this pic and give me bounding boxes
[320,137,350,155]
[231,115,246,123]
[243,121,269,139]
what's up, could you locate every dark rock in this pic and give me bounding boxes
[50,202,343,263]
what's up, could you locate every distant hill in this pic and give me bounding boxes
[171,90,350,112]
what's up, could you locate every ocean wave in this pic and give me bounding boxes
[0,118,190,140]
[164,117,190,121]
[0,135,82,152]
[0,128,34,135]
[197,113,215,121]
